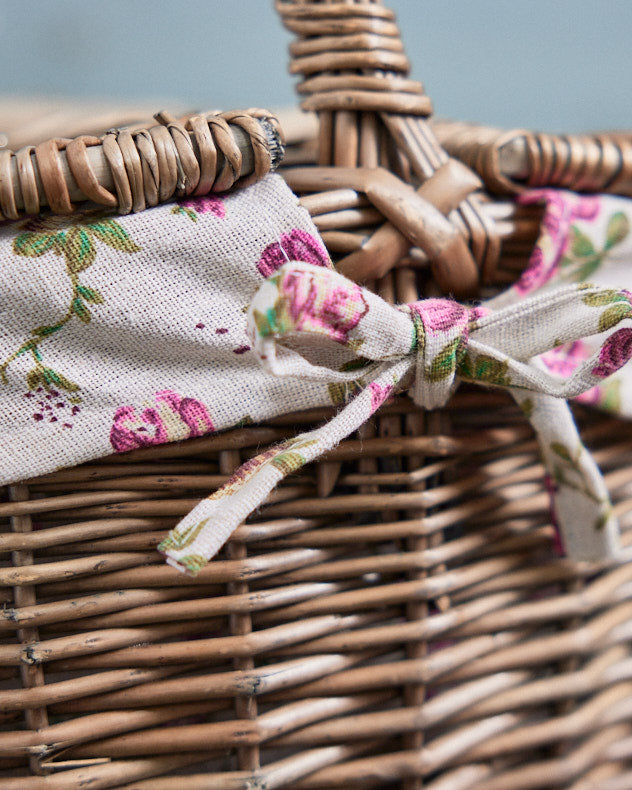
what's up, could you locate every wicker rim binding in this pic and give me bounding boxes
[433,120,632,197]
[0,109,284,220]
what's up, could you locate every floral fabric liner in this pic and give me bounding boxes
[0,176,631,574]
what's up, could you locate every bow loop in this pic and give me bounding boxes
[247,261,413,382]
[161,262,632,575]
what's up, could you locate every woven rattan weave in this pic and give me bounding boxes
[2,2,632,788]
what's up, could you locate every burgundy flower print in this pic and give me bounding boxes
[110,389,214,452]
[257,229,330,278]
[208,444,286,500]
[25,387,81,428]
[591,329,632,379]
[110,405,167,452]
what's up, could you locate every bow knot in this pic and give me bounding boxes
[249,262,479,412]
[161,261,632,575]
[403,299,473,409]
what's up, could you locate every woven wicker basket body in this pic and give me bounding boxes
[2,2,632,788]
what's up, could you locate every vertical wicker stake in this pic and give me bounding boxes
[222,448,262,774]
[277,0,500,298]
[9,485,50,777]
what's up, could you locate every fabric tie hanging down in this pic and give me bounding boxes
[160,260,632,574]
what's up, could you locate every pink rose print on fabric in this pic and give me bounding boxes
[591,329,632,379]
[281,268,369,344]
[182,195,225,218]
[516,245,547,296]
[409,299,469,334]
[172,195,226,222]
[541,340,591,378]
[110,405,167,451]
[257,229,330,278]
[576,385,602,408]
[515,190,601,295]
[534,190,599,241]
[468,305,491,323]
[368,381,393,414]
[110,389,214,452]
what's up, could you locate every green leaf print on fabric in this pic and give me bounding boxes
[550,441,573,463]
[173,554,207,574]
[560,211,630,282]
[425,338,460,382]
[581,290,628,307]
[598,303,632,333]
[550,440,603,505]
[64,226,97,273]
[251,304,292,339]
[519,397,534,419]
[570,227,594,258]
[459,353,511,387]
[598,378,622,412]
[172,205,199,223]
[269,437,317,477]
[76,285,105,304]
[580,289,632,333]
[327,379,365,406]
[605,212,630,249]
[409,312,425,355]
[159,520,209,552]
[89,220,145,252]
[271,450,307,475]
[0,213,141,401]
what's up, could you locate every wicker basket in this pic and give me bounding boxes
[2,2,632,788]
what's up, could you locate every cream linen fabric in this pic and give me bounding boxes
[0,176,333,481]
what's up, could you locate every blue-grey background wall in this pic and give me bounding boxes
[1,0,630,132]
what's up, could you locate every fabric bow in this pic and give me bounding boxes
[160,261,632,574]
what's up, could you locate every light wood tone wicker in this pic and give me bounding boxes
[2,1,632,788]
[433,120,632,197]
[0,110,283,219]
